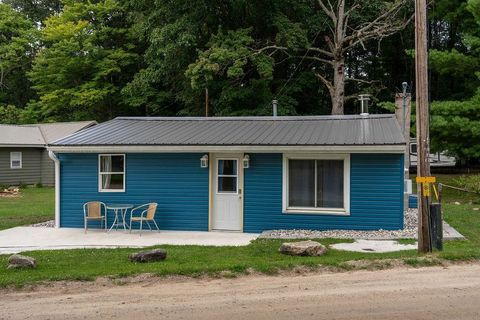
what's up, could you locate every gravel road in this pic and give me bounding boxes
[2,263,480,320]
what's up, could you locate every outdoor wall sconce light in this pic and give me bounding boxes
[243,154,250,169]
[200,154,209,168]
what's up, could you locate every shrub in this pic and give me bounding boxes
[455,175,480,193]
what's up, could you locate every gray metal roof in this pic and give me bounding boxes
[0,121,97,146]
[51,115,405,147]
[0,125,44,146]
[34,121,97,144]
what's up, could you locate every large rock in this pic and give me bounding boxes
[7,254,37,269]
[129,249,167,263]
[279,240,327,256]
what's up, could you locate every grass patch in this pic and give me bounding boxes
[0,238,420,288]
[404,257,442,268]
[0,187,54,230]
[0,174,480,288]
[397,239,417,245]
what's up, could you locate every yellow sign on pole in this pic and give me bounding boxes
[416,176,436,183]
[422,183,430,197]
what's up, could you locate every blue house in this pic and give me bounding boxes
[47,114,406,233]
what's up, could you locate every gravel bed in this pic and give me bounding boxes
[259,209,418,240]
[31,220,55,228]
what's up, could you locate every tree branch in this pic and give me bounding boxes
[306,47,334,58]
[345,77,381,85]
[344,0,412,45]
[296,55,334,65]
[317,0,337,23]
[314,72,334,94]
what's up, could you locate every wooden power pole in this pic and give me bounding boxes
[415,0,432,253]
[395,89,411,211]
[205,88,209,117]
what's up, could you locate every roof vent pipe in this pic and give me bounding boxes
[272,99,278,117]
[358,94,370,116]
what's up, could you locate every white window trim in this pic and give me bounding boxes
[282,153,350,215]
[216,157,239,195]
[10,152,22,169]
[98,154,126,192]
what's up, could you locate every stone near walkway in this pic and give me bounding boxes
[279,240,327,256]
[129,249,167,263]
[7,254,37,269]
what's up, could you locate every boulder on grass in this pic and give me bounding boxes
[7,254,37,269]
[129,249,167,263]
[279,240,327,256]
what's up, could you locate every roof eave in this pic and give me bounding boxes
[47,144,406,153]
[0,144,45,148]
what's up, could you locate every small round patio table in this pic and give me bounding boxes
[106,204,134,232]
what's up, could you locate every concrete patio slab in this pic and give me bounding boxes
[0,227,259,254]
[443,221,465,240]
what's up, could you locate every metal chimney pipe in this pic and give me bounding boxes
[272,99,278,117]
[358,94,370,115]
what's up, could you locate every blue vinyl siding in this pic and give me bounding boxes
[59,153,209,230]
[243,153,404,233]
[409,194,418,209]
[59,152,403,232]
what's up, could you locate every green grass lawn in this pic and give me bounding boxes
[0,175,479,288]
[0,187,54,230]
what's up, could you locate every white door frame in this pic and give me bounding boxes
[209,153,244,232]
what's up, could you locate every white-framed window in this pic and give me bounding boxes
[282,154,350,215]
[10,152,22,169]
[98,154,125,192]
[216,158,238,194]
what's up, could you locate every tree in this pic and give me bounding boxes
[430,98,480,161]
[28,0,139,121]
[3,0,62,25]
[187,0,414,115]
[0,4,38,110]
[427,0,479,101]
[308,0,413,114]
[427,0,480,162]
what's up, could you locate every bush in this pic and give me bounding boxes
[35,183,43,188]
[455,175,480,193]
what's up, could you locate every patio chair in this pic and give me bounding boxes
[83,201,107,233]
[129,203,159,235]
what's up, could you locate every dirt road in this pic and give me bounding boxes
[2,264,480,320]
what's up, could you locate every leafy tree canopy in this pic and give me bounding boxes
[28,0,139,121]
[0,4,38,111]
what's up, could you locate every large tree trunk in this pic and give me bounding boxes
[331,58,345,115]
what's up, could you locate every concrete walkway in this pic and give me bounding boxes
[331,239,417,253]
[0,227,259,254]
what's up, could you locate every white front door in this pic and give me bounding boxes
[211,154,243,231]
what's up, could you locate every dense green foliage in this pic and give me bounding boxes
[455,174,480,193]
[426,0,480,161]
[0,0,479,160]
[0,4,37,111]
[28,0,139,121]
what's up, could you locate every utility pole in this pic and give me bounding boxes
[395,84,411,211]
[205,88,209,117]
[415,0,432,253]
